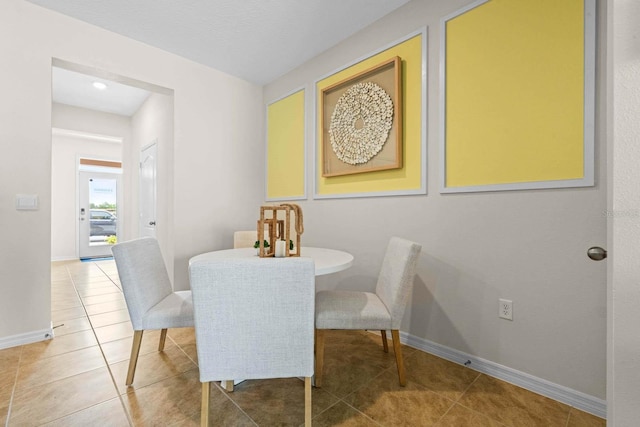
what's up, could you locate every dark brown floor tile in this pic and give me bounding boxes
[0,366,18,423]
[51,316,92,336]
[168,327,198,364]
[9,367,118,426]
[122,368,253,426]
[567,408,606,427]
[110,345,198,394]
[457,375,571,427]
[0,346,22,366]
[41,398,130,427]
[313,401,378,427]
[318,358,389,399]
[229,377,338,425]
[51,306,87,323]
[345,369,455,426]
[404,350,480,400]
[16,345,106,390]
[100,330,170,365]
[89,309,131,328]
[20,330,97,364]
[84,299,128,316]
[435,403,506,426]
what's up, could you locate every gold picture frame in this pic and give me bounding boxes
[321,56,402,177]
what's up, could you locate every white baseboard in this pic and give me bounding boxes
[0,323,54,350]
[51,256,77,262]
[400,331,606,419]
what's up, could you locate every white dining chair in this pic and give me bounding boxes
[190,257,315,427]
[111,237,194,386]
[314,236,421,387]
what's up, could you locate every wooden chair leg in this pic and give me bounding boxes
[158,328,168,351]
[305,376,312,426]
[223,380,234,392]
[381,330,389,353]
[391,330,406,386]
[126,330,144,386]
[201,381,210,427]
[315,328,325,387]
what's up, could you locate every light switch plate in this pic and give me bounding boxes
[16,194,39,210]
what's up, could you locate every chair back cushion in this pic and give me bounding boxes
[111,237,174,330]
[190,257,315,382]
[375,237,422,329]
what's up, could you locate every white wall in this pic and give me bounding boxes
[0,0,263,345]
[51,103,130,261]
[608,0,640,423]
[264,0,607,400]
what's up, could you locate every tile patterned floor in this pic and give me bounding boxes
[0,259,606,426]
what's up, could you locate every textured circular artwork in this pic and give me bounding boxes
[329,82,394,165]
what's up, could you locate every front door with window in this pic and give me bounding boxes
[79,171,122,259]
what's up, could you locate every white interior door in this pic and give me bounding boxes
[140,142,157,238]
[78,171,122,259]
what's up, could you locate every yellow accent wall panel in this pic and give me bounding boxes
[315,31,426,198]
[442,0,594,192]
[266,89,306,200]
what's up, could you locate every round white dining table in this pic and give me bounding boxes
[189,247,354,276]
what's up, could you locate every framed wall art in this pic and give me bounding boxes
[314,29,427,199]
[321,57,402,177]
[265,88,307,201]
[439,0,595,193]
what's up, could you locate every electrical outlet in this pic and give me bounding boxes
[499,299,513,320]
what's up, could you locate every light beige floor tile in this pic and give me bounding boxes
[51,306,87,323]
[41,398,130,427]
[94,321,133,344]
[81,292,124,306]
[16,345,106,390]
[51,316,92,337]
[89,309,131,328]
[84,299,128,316]
[9,367,118,426]
[100,330,169,365]
[76,286,121,297]
[457,374,571,427]
[21,330,97,364]
[50,296,82,311]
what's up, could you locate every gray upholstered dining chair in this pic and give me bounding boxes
[314,236,421,387]
[189,257,315,427]
[111,237,194,386]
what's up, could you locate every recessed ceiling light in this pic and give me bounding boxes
[93,81,107,90]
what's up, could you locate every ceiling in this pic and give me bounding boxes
[31,0,410,85]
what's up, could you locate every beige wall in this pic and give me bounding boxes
[265,0,608,399]
[0,0,263,343]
